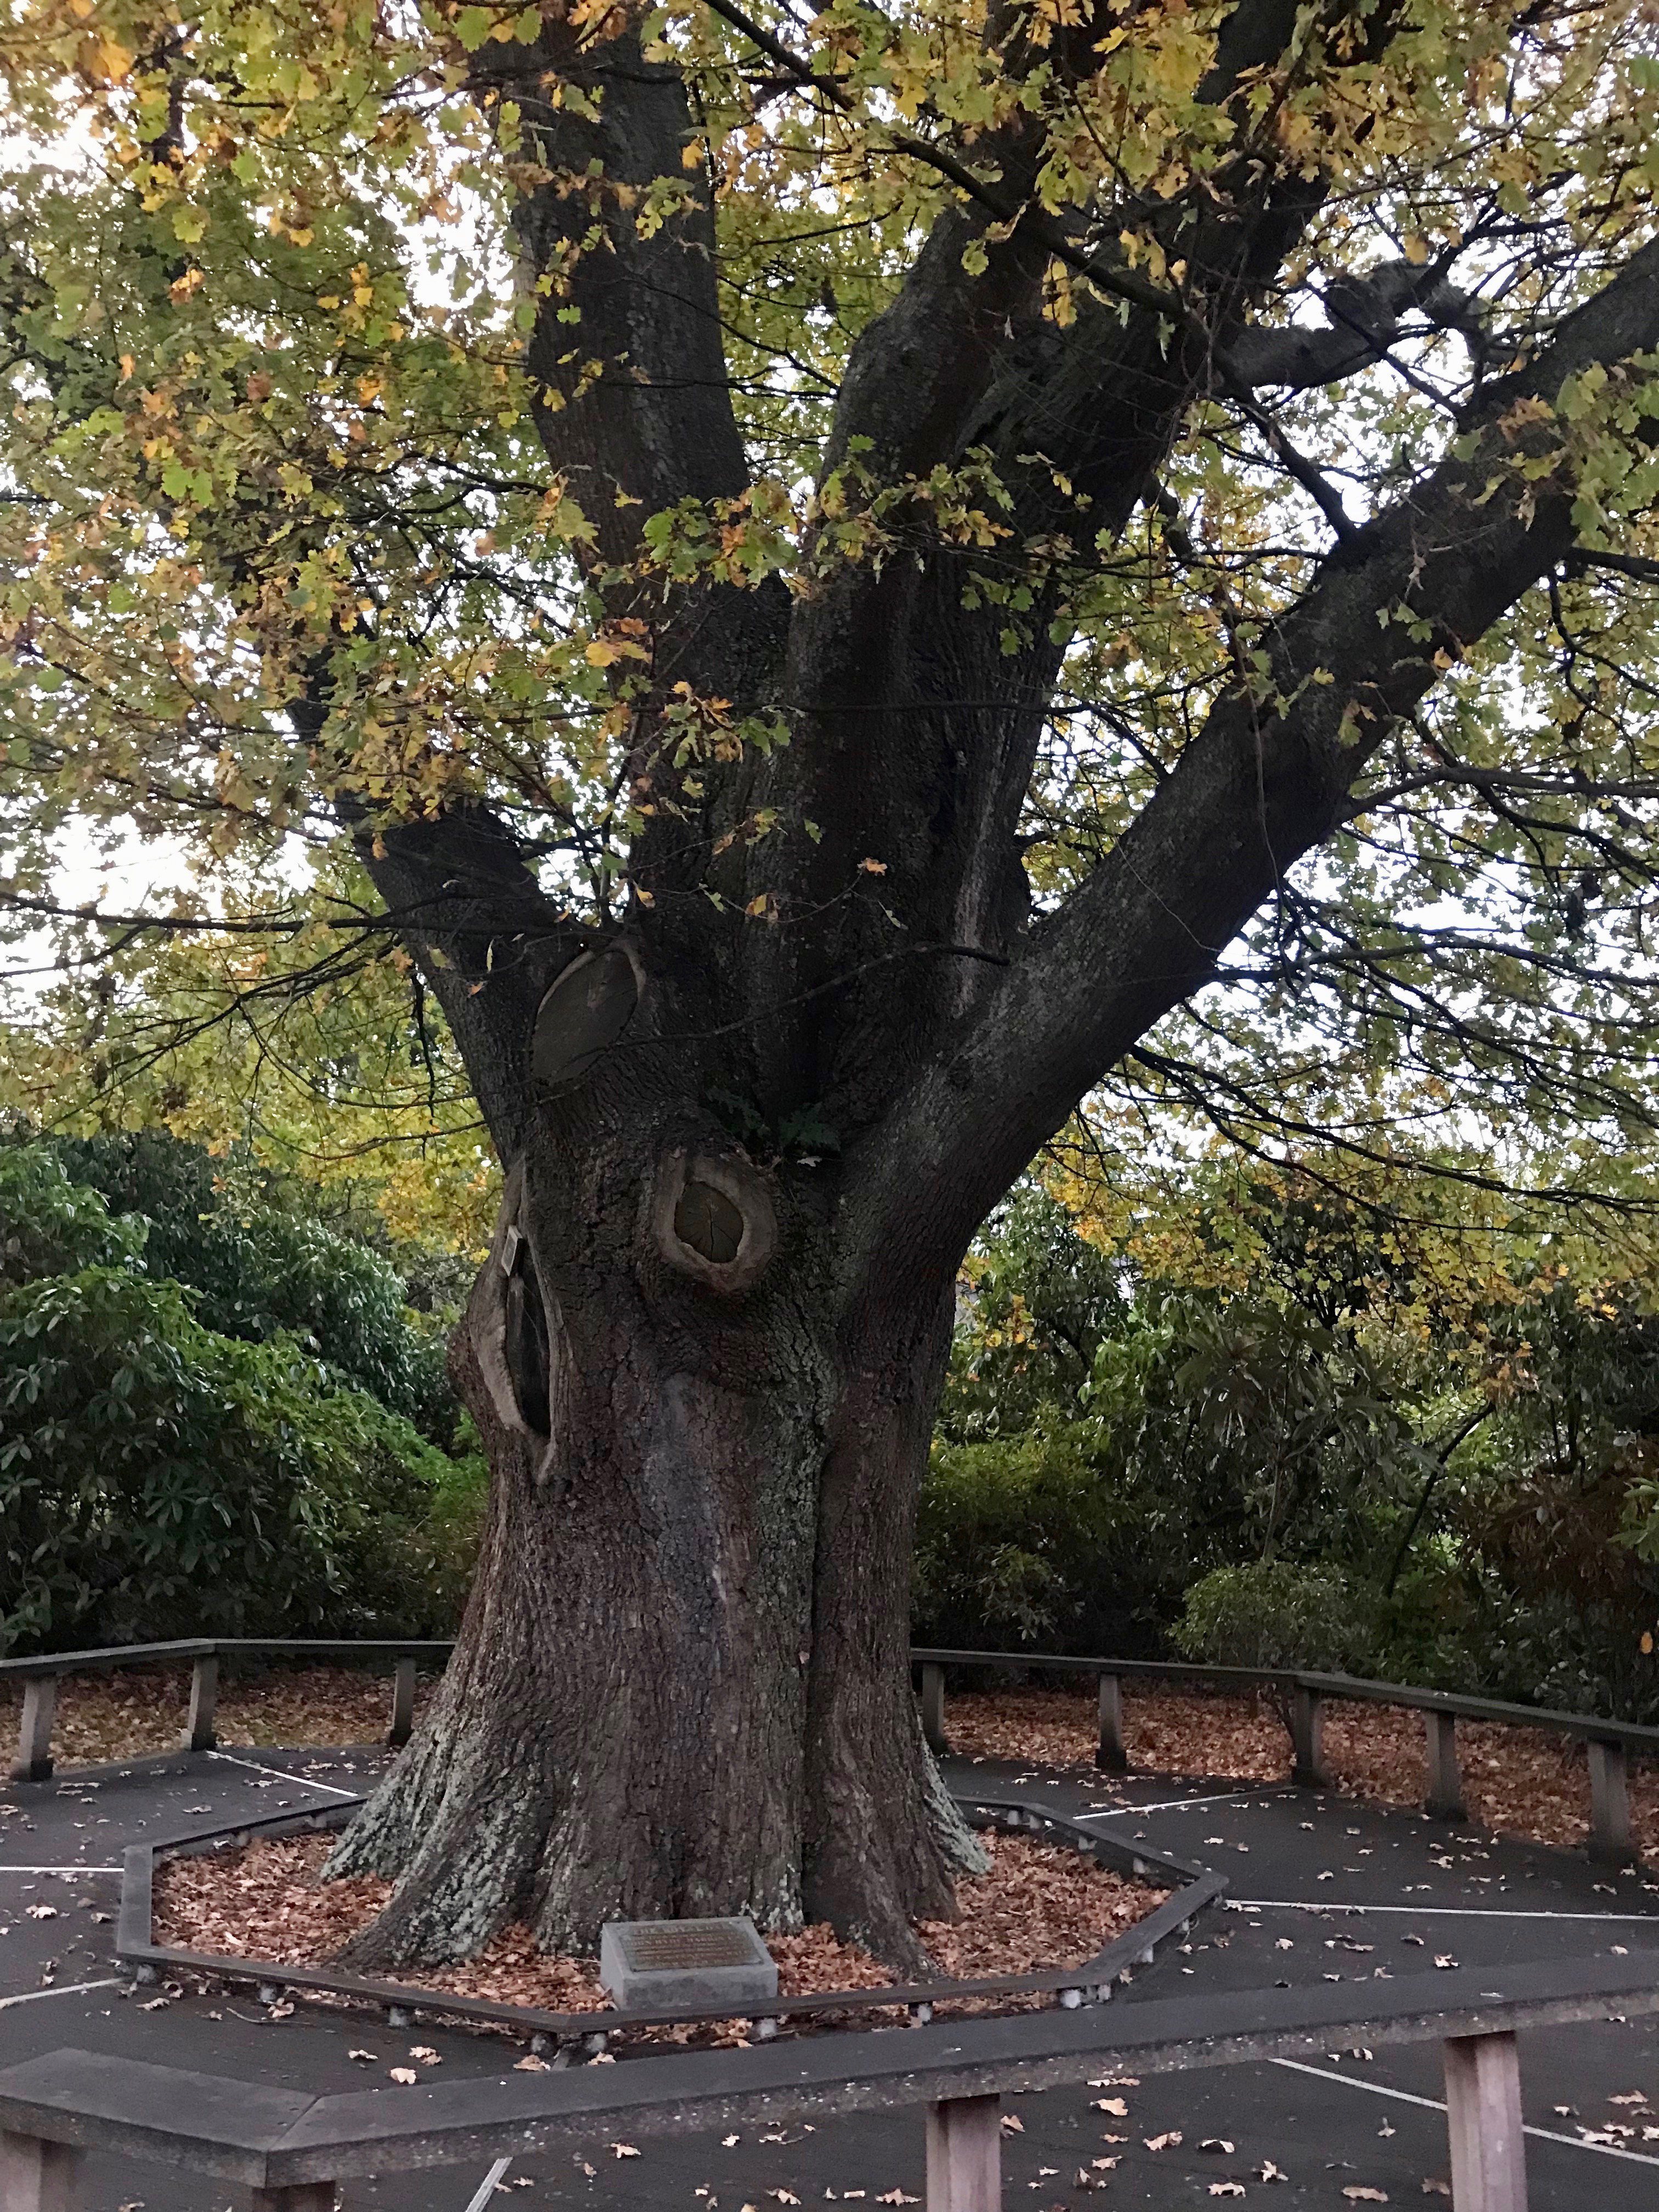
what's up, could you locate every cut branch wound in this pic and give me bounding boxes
[532,941,642,1091]
[653,1148,779,1293]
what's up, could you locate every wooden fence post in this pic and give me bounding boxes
[1425,1711,1465,1820]
[1291,1685,1327,1788]
[1587,1739,1634,1864]
[921,1664,948,1756]
[0,2132,82,2212]
[1443,2030,1527,2211]
[181,1655,218,1752]
[926,2095,1001,2212]
[1096,1674,1127,1773]
[388,1657,417,1747]
[9,1679,58,1784]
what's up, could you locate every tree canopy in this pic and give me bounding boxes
[2,0,1658,1208]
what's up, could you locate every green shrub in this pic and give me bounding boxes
[0,1147,146,1285]
[48,1132,455,1433]
[914,1416,1175,1652]
[1173,1559,1380,1676]
[0,1265,469,1652]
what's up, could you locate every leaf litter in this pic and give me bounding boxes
[154,1826,1163,2032]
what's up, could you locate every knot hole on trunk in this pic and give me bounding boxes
[472,1160,562,1488]
[653,1150,777,1294]
[676,1179,744,1262]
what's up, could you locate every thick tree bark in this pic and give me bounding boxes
[329,1111,984,1968]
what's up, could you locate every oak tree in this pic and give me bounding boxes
[5,0,1659,1964]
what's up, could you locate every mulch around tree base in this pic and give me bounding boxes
[151,1826,1166,2034]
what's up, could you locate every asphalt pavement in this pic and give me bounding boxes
[3,1735,1657,2209]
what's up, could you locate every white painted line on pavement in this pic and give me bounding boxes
[0,1865,121,1877]
[1231,1899,1659,1921]
[464,2155,514,2210]
[205,1751,362,1799]
[0,1979,120,2012]
[1077,1790,1295,1819]
[1271,2056,1659,2168]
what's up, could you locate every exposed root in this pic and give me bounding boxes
[926,1748,991,1877]
[325,1700,552,1969]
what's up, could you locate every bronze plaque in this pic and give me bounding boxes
[619,1921,760,1972]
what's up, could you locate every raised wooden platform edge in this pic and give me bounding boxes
[117,1796,1223,2036]
[5,1952,1657,2186]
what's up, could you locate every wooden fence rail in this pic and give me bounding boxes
[4,1636,1655,1865]
[911,1648,1656,1865]
[1,1639,451,1782]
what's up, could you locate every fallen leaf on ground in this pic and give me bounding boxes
[388,2067,418,2085]
[1144,2133,1182,2151]
[149,1797,1161,2022]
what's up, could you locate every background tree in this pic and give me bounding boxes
[923,1154,1659,1717]
[4,0,1659,1967]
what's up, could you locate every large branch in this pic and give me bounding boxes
[471,22,795,970]
[350,805,581,1158]
[849,231,1659,1280]
[1226,260,1485,390]
[821,0,1306,488]
[741,0,1396,1125]
[477,21,750,569]
[278,680,578,1157]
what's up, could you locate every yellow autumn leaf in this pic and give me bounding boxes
[92,33,134,79]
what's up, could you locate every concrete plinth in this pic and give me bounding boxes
[598,1915,778,2011]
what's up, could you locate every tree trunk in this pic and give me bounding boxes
[327,1120,985,1971]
